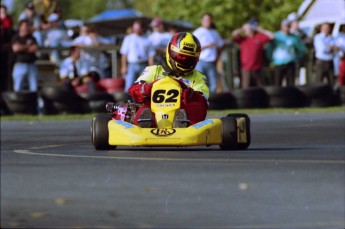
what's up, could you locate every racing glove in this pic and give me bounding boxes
[128,81,152,103]
[181,87,194,106]
[171,78,194,106]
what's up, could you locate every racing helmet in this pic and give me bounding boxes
[166,32,201,75]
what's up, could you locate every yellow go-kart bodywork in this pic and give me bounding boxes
[91,77,250,150]
[108,119,223,146]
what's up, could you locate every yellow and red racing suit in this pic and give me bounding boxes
[128,65,209,125]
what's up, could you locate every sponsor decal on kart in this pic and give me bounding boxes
[150,128,176,137]
[115,120,134,129]
[236,117,247,143]
[156,104,175,107]
[192,119,214,129]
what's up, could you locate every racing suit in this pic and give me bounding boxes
[128,65,209,125]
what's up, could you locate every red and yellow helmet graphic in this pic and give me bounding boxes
[166,32,201,74]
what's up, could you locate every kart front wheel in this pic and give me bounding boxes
[220,113,251,150]
[91,114,116,150]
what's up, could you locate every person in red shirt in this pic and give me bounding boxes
[232,19,274,88]
[0,4,13,30]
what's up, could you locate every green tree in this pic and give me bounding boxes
[135,0,304,37]
[11,0,134,23]
[11,0,303,36]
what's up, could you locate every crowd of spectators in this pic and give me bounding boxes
[0,0,114,95]
[123,13,345,96]
[1,1,345,97]
[231,13,345,90]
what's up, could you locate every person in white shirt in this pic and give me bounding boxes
[44,13,69,64]
[59,46,100,93]
[313,22,339,85]
[72,25,93,46]
[148,17,172,64]
[193,13,224,94]
[72,26,111,78]
[120,20,155,91]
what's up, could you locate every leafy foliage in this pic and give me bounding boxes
[10,0,303,36]
[135,0,304,36]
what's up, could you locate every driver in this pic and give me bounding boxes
[111,32,209,128]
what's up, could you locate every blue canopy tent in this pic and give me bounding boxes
[86,8,194,36]
[86,9,151,36]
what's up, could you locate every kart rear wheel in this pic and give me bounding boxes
[220,113,251,150]
[91,114,116,150]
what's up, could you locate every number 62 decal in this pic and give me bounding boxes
[152,89,179,103]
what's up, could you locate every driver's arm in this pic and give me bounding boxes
[127,66,157,103]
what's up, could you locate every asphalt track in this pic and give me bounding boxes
[1,112,345,229]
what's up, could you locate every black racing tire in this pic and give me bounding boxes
[220,113,251,150]
[298,83,334,99]
[264,86,309,108]
[40,87,89,114]
[339,86,345,105]
[310,94,337,107]
[2,91,38,103]
[91,114,115,150]
[208,92,237,110]
[0,95,10,115]
[232,88,269,108]
[79,92,115,101]
[5,102,38,115]
[88,100,109,113]
[298,84,336,107]
[41,98,59,114]
[40,86,81,103]
[79,92,116,113]
[52,102,84,114]
[2,92,38,115]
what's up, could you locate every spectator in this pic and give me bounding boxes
[44,13,69,64]
[73,26,111,78]
[287,12,312,45]
[193,12,224,94]
[335,25,345,87]
[148,17,172,64]
[72,25,93,46]
[89,29,112,78]
[271,19,306,86]
[53,6,67,30]
[1,4,14,92]
[0,4,13,29]
[313,22,338,85]
[287,12,312,85]
[120,20,155,91]
[168,25,179,36]
[18,1,44,46]
[33,0,57,22]
[232,19,274,88]
[59,46,101,93]
[11,19,38,92]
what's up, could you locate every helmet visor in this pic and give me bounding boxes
[171,52,199,68]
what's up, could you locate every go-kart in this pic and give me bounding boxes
[91,77,251,150]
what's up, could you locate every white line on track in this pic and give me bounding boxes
[30,145,64,150]
[13,149,345,165]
